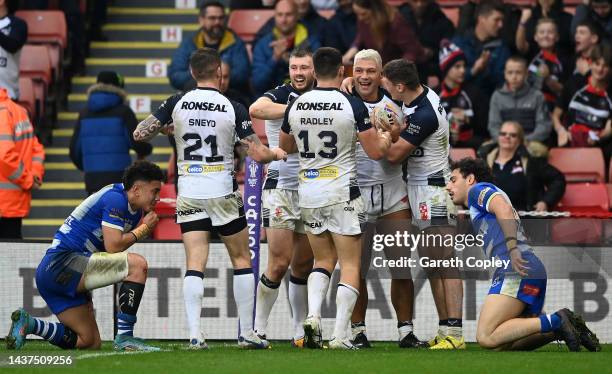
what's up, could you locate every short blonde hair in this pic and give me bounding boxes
[354,49,383,70]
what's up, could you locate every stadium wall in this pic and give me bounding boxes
[1,242,611,343]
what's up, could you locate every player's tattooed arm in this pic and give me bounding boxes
[249,97,287,120]
[133,115,166,142]
[241,134,287,163]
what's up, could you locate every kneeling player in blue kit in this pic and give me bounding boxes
[446,158,600,352]
[6,161,164,351]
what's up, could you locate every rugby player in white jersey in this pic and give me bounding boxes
[279,47,394,350]
[381,59,465,349]
[249,48,315,347]
[134,48,286,349]
[340,49,427,349]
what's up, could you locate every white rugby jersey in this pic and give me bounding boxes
[354,88,404,186]
[262,83,301,191]
[401,86,451,186]
[154,87,254,199]
[281,87,372,208]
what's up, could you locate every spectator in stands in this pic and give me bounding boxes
[69,72,153,195]
[0,87,45,238]
[342,0,426,65]
[438,40,488,150]
[252,0,320,95]
[573,20,602,76]
[515,0,573,57]
[0,0,27,99]
[221,61,252,108]
[489,56,552,144]
[477,121,566,212]
[323,0,356,54]
[254,0,327,44]
[552,44,612,155]
[168,1,250,92]
[526,18,566,112]
[453,1,511,97]
[571,0,612,42]
[399,0,455,79]
[457,0,521,54]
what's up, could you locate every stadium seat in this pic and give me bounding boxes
[15,10,67,80]
[556,183,610,213]
[252,117,268,145]
[19,45,53,120]
[17,77,36,121]
[228,9,275,43]
[153,218,182,240]
[449,147,476,161]
[548,147,605,183]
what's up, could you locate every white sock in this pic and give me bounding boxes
[289,276,308,339]
[254,275,280,336]
[398,321,414,341]
[183,273,204,340]
[307,269,331,318]
[333,283,359,340]
[233,269,255,336]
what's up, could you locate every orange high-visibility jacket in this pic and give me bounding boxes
[0,88,45,218]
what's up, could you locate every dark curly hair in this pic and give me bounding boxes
[450,158,494,184]
[122,161,164,190]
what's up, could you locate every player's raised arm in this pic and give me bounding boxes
[249,96,287,120]
[102,210,158,253]
[279,97,298,154]
[133,93,182,141]
[235,100,286,163]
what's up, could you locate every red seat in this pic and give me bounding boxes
[228,10,275,43]
[17,77,36,121]
[556,183,609,212]
[153,218,182,240]
[449,147,476,162]
[19,45,52,119]
[156,183,177,217]
[548,147,605,183]
[15,10,67,80]
[252,117,268,145]
[386,0,406,6]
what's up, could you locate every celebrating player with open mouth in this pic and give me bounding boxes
[133,48,285,349]
[7,161,164,352]
[446,158,600,352]
[341,49,426,349]
[280,47,394,350]
[249,47,316,348]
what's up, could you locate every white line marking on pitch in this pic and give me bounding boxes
[77,351,166,360]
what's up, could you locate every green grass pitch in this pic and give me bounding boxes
[2,341,611,373]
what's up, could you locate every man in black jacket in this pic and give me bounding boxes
[69,71,153,195]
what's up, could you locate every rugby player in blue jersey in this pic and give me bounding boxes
[6,161,164,351]
[446,158,600,351]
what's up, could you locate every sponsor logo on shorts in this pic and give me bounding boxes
[344,205,355,212]
[183,164,225,174]
[419,202,428,220]
[304,220,322,228]
[301,166,339,180]
[522,284,540,296]
[177,208,204,216]
[274,207,283,217]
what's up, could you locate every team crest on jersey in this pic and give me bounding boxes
[522,284,540,296]
[419,202,428,220]
[478,187,491,207]
[301,166,339,180]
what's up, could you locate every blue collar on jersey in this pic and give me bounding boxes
[406,85,429,108]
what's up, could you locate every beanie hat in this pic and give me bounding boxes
[439,39,466,77]
[96,71,125,88]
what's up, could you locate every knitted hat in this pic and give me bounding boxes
[439,40,466,77]
[96,71,125,88]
